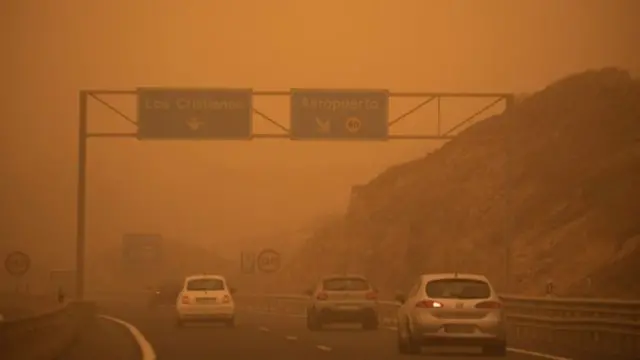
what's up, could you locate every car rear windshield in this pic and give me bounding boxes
[186,278,225,291]
[322,277,370,291]
[425,278,491,299]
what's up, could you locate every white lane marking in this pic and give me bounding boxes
[248,309,572,360]
[259,326,270,332]
[285,335,298,341]
[507,348,572,360]
[249,310,573,360]
[100,314,156,360]
[381,326,572,360]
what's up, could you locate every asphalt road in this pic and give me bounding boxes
[94,302,562,360]
[57,315,141,360]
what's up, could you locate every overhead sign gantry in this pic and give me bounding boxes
[74,87,514,298]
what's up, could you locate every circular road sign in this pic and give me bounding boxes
[5,251,31,277]
[256,249,281,274]
[345,117,362,133]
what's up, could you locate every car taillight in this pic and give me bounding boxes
[416,300,443,308]
[181,295,190,304]
[366,291,378,300]
[475,301,501,309]
[316,292,328,300]
[222,295,230,303]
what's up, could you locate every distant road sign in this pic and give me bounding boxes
[290,89,389,140]
[137,88,253,140]
[5,251,31,276]
[122,233,163,264]
[256,249,281,274]
[240,251,256,274]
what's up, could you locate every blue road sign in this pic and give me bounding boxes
[137,88,253,139]
[122,233,163,264]
[289,89,389,140]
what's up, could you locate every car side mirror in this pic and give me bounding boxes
[229,287,237,294]
[395,294,406,304]
[303,289,313,296]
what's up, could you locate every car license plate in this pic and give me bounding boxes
[444,324,475,333]
[196,297,216,304]
[338,305,359,310]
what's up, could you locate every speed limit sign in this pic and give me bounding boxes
[256,249,281,274]
[5,251,31,277]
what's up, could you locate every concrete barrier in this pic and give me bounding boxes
[0,301,97,360]
[0,293,61,321]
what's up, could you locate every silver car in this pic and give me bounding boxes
[395,273,507,356]
[304,274,379,331]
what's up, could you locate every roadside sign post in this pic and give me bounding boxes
[4,251,31,277]
[289,89,389,140]
[240,251,256,274]
[256,249,282,274]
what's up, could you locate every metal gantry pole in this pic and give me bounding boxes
[75,91,88,300]
[504,95,515,292]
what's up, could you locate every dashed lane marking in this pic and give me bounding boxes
[507,348,572,360]
[99,315,156,360]
[249,310,573,360]
[285,335,298,341]
[259,326,270,332]
[381,326,572,360]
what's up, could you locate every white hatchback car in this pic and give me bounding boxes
[175,274,236,327]
[395,273,507,356]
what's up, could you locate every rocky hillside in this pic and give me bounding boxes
[279,68,640,299]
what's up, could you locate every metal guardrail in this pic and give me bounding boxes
[237,293,640,359]
[0,300,97,360]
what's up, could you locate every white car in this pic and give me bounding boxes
[175,274,236,327]
[395,273,507,356]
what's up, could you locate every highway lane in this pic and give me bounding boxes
[102,303,338,360]
[98,301,563,360]
[244,310,563,360]
[57,316,141,360]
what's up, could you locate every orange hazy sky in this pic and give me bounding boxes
[1,0,638,269]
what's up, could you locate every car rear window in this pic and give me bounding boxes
[425,278,491,299]
[186,278,225,291]
[322,277,370,291]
